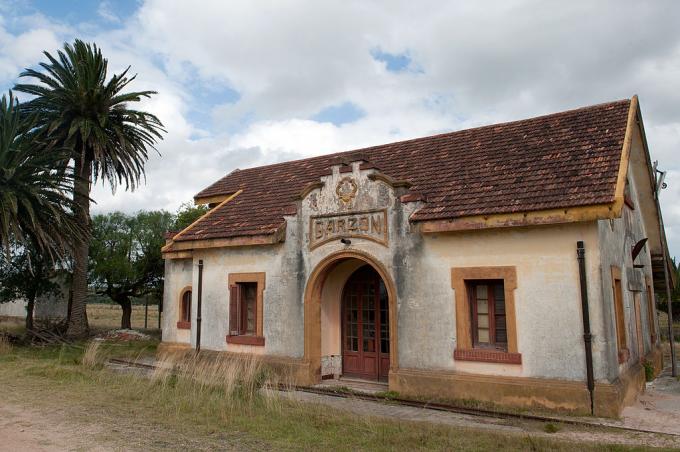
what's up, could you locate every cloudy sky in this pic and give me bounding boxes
[1,0,679,257]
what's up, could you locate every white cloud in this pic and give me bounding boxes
[97,1,120,24]
[2,1,680,257]
[0,15,67,83]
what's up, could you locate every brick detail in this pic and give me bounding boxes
[226,335,265,346]
[176,321,191,330]
[454,348,522,365]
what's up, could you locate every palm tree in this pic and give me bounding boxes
[0,91,83,258]
[15,40,165,337]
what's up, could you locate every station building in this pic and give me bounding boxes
[161,96,672,416]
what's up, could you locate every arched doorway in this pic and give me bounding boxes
[303,250,398,385]
[342,265,389,381]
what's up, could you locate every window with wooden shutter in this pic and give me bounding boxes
[451,266,521,365]
[226,273,265,346]
[229,284,241,336]
[611,266,629,363]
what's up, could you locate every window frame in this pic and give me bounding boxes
[226,272,265,346]
[468,280,507,350]
[177,286,192,330]
[451,267,521,364]
[611,266,629,363]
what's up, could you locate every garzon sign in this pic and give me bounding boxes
[309,209,388,249]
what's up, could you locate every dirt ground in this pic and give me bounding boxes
[1,379,679,452]
[0,317,677,451]
[0,401,108,452]
[619,366,680,435]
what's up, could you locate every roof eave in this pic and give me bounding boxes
[416,202,618,233]
[162,223,286,257]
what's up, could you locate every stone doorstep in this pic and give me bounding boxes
[314,377,388,395]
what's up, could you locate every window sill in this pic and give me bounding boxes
[176,321,191,330]
[454,348,522,364]
[226,335,265,346]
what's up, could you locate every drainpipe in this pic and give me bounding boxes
[577,241,595,415]
[196,259,204,353]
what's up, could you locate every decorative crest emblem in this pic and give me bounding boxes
[336,176,358,204]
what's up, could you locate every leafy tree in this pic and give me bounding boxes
[89,210,173,329]
[173,201,209,231]
[15,40,165,337]
[0,91,83,258]
[0,244,61,331]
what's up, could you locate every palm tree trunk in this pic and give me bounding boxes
[66,156,91,338]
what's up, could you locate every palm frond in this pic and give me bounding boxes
[14,39,166,191]
[0,91,86,259]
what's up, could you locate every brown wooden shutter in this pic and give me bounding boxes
[229,284,241,336]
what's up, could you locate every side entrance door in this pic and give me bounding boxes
[342,266,389,381]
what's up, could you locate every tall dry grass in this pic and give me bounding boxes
[81,341,103,368]
[0,334,12,355]
[145,351,297,419]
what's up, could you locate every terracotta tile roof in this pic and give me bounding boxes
[176,99,631,242]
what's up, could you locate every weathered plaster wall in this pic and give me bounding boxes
[191,232,304,357]
[162,258,192,344]
[399,222,602,381]
[163,160,619,385]
[597,123,657,381]
[0,299,26,317]
[0,274,69,320]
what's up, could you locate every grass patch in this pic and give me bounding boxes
[642,360,655,382]
[544,423,560,433]
[0,334,13,355]
[0,342,669,451]
[376,390,400,400]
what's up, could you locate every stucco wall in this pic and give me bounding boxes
[189,240,304,357]
[398,222,602,381]
[163,161,621,384]
[597,123,657,381]
[162,258,192,344]
[0,300,26,317]
[0,273,69,320]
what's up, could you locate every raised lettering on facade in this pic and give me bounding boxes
[310,209,388,249]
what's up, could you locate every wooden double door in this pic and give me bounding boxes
[342,266,390,381]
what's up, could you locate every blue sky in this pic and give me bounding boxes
[1,1,679,258]
[5,0,138,32]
